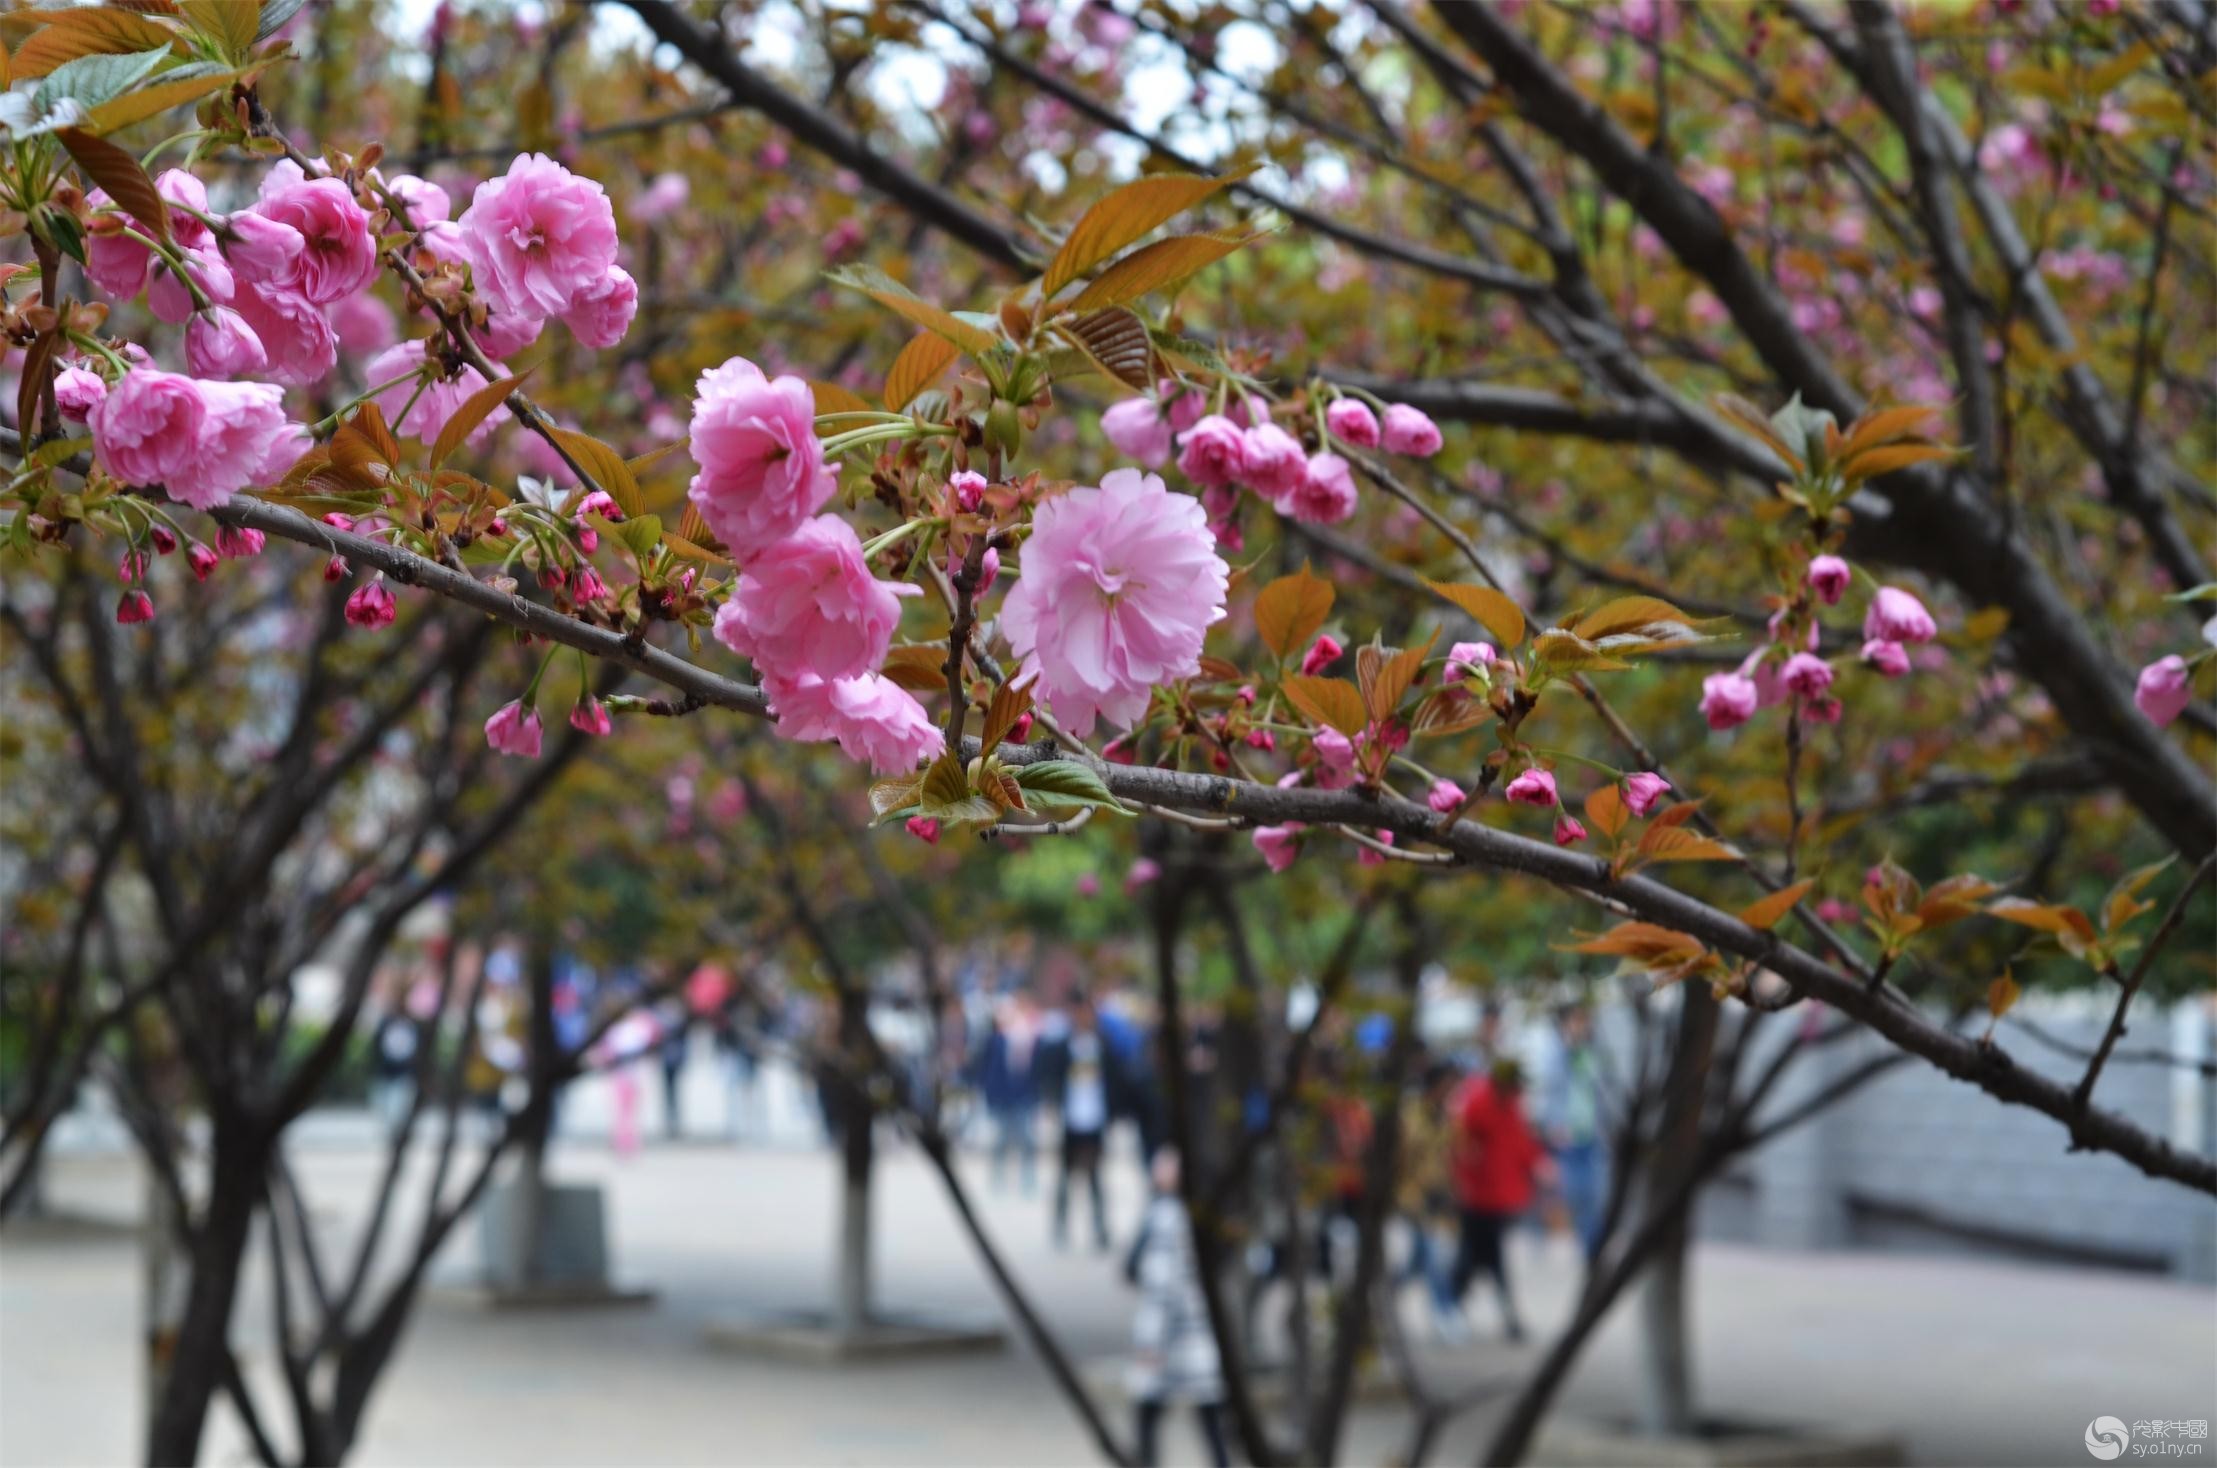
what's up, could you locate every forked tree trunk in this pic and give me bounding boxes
[146,1122,265,1467]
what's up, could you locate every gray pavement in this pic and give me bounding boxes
[3,1102,2214,1467]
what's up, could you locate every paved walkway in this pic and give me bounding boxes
[4,1120,2213,1466]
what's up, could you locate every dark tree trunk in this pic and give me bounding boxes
[1636,987,1718,1438]
[146,1122,266,1467]
[833,981,873,1337]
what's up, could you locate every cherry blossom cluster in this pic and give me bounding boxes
[1098,382,1443,548]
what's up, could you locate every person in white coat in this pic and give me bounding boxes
[1125,1149,1229,1467]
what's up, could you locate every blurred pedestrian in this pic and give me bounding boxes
[1535,1001,1608,1259]
[1449,1058,1550,1341]
[1125,1150,1229,1468]
[1397,1061,1470,1341]
[1040,992,1127,1251]
[976,994,1042,1193]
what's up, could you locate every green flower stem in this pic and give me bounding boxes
[861,517,936,563]
[116,225,212,313]
[312,368,428,436]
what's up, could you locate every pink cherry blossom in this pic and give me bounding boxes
[2134,655,2192,727]
[1238,423,1307,502]
[85,206,151,298]
[345,581,397,629]
[1124,857,1162,893]
[1286,452,1358,525]
[1864,585,1937,644]
[1554,812,1588,846]
[1000,468,1229,734]
[1381,402,1443,456]
[1624,771,1671,817]
[363,340,509,447]
[710,515,918,684]
[906,816,941,845]
[1700,672,1760,730]
[214,525,265,560]
[761,670,945,773]
[1253,823,1302,872]
[1101,397,1173,467]
[54,367,107,422]
[455,153,619,319]
[560,265,637,348]
[1428,778,1466,813]
[186,307,267,378]
[253,167,378,304]
[632,171,691,223]
[171,382,290,509]
[1301,635,1343,676]
[1505,768,1558,806]
[1447,641,1496,678]
[90,369,205,494]
[233,285,338,386]
[1782,651,1835,698]
[220,211,305,285]
[116,590,155,624]
[327,291,398,355]
[147,247,234,324]
[1860,638,1911,678]
[186,543,219,581]
[1175,414,1247,488]
[686,356,838,561]
[1312,727,1358,789]
[1807,554,1851,606]
[1325,398,1380,448]
[569,696,613,736]
[484,699,544,757]
[950,470,989,512]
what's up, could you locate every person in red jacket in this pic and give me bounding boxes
[1449,1059,1551,1341]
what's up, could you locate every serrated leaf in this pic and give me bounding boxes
[15,330,59,444]
[548,427,643,519]
[869,775,925,820]
[1531,627,1631,673]
[1042,169,1249,298]
[14,11,178,79]
[1839,441,1956,481]
[978,676,1035,752]
[1409,688,1491,737]
[2101,856,2174,933]
[428,367,527,469]
[1012,759,1130,813]
[614,513,661,558]
[1986,969,2021,1022]
[1254,564,1333,661]
[881,643,948,695]
[1360,632,1435,725]
[1282,675,1368,737]
[1065,230,1256,313]
[1423,577,1525,648]
[1062,306,1153,390]
[1636,826,1736,863]
[59,127,168,243]
[178,0,255,58]
[1916,874,1997,929]
[827,265,997,354]
[1986,898,2099,946]
[1585,784,1628,840]
[661,531,731,567]
[34,46,172,113]
[81,65,243,134]
[255,0,308,42]
[1571,595,1699,643]
[884,330,958,412]
[1738,879,1816,932]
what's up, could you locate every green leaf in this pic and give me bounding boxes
[1064,230,1258,313]
[81,66,247,135]
[1041,169,1251,299]
[1012,759,1131,814]
[36,47,175,114]
[615,513,661,559]
[256,0,311,43]
[826,265,997,355]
